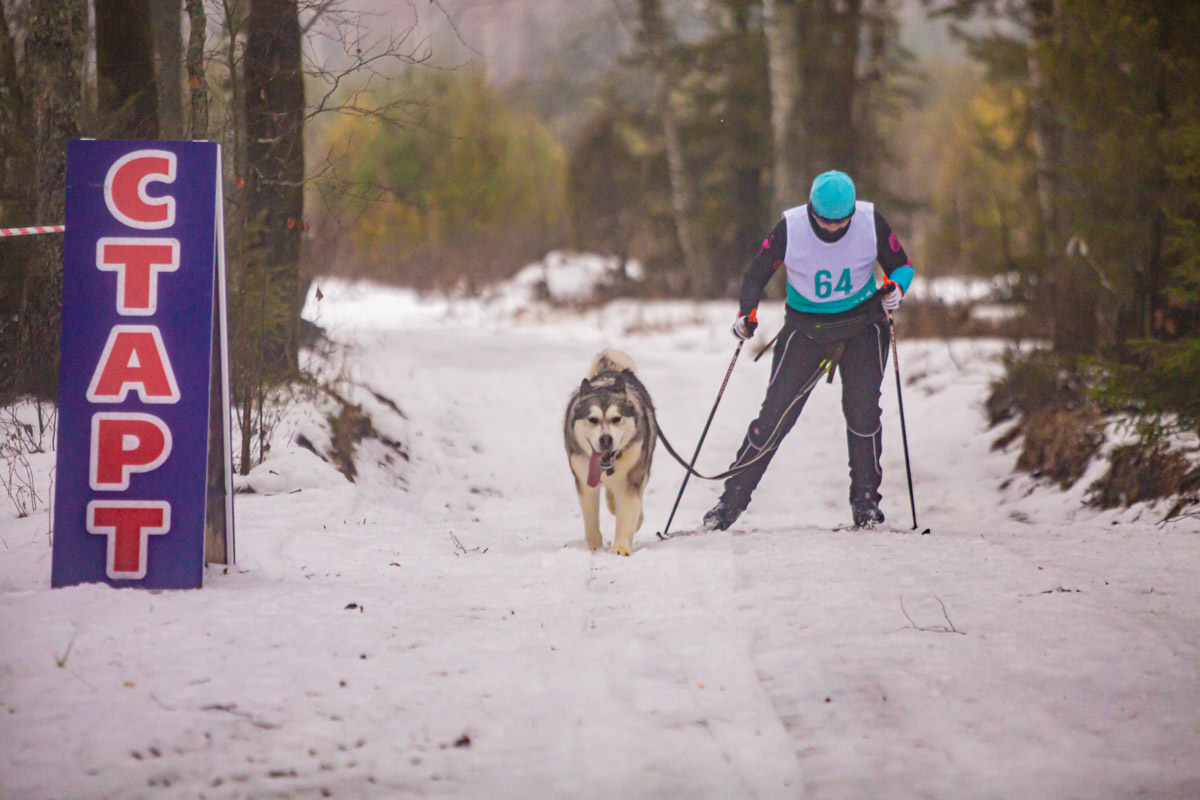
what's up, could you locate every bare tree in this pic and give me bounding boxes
[199,0,431,473]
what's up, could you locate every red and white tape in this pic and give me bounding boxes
[0,225,65,237]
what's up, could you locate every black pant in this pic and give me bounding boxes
[722,302,890,510]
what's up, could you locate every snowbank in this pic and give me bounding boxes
[480,250,643,312]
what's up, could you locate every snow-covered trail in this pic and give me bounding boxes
[351,328,805,798]
[3,305,1200,800]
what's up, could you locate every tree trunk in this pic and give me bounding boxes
[0,2,35,399]
[762,0,802,215]
[659,88,712,297]
[829,0,862,174]
[637,0,712,297]
[0,2,30,187]
[1027,0,1096,355]
[244,0,304,372]
[151,0,185,139]
[185,0,208,138]
[0,0,34,394]
[20,0,85,401]
[724,0,767,289]
[1142,7,1171,341]
[96,0,159,139]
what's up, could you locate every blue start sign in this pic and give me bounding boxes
[51,140,234,590]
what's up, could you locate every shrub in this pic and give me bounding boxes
[986,349,1092,427]
[987,349,1103,489]
[314,69,568,289]
[1091,339,1200,443]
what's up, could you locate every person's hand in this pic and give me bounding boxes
[881,280,903,312]
[731,309,758,341]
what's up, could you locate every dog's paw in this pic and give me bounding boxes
[610,543,631,556]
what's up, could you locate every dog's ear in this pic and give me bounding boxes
[580,378,591,394]
[611,374,626,394]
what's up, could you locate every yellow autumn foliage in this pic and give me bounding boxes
[317,69,568,287]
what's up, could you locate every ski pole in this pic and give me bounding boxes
[656,333,746,539]
[753,330,780,363]
[885,301,926,533]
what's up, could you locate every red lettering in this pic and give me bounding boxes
[87,326,180,403]
[96,238,180,315]
[90,413,173,491]
[87,501,170,580]
[104,151,176,230]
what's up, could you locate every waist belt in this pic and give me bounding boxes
[786,300,884,345]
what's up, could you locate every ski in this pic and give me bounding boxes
[656,528,747,540]
[658,524,929,540]
[831,523,931,535]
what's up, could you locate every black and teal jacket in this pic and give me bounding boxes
[738,204,914,318]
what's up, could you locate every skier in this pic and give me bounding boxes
[703,170,914,531]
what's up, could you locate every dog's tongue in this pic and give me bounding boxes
[587,451,602,487]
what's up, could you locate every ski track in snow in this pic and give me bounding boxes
[2,300,1199,800]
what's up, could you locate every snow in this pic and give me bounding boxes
[492,251,643,308]
[302,252,644,334]
[3,284,1200,800]
[904,273,1016,305]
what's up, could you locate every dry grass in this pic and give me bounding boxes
[1088,444,1200,511]
[1014,407,1105,489]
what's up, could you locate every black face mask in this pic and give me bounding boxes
[808,205,854,243]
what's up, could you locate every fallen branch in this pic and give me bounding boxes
[201,703,279,730]
[54,628,77,668]
[449,531,486,556]
[900,595,965,635]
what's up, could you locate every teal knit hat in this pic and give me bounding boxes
[809,170,856,220]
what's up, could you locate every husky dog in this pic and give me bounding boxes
[564,350,657,555]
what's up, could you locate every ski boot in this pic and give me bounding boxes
[703,489,748,532]
[851,494,885,529]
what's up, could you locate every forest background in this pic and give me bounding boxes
[1,0,1198,513]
